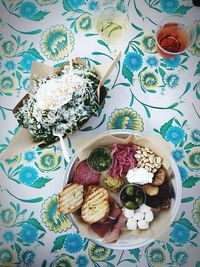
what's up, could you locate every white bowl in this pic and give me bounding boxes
[63,130,182,250]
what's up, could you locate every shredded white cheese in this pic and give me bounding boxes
[33,69,88,111]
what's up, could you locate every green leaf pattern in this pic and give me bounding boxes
[0,0,199,266]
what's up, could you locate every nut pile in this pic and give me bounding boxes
[135,146,163,173]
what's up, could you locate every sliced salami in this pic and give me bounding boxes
[73,160,101,185]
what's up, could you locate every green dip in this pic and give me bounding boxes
[87,147,113,172]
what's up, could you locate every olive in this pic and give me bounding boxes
[124,201,136,209]
[125,186,134,196]
[135,196,143,205]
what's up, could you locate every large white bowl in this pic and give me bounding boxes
[63,130,182,250]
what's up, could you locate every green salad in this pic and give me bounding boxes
[15,63,100,143]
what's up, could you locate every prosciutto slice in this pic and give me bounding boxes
[90,197,122,238]
[104,213,127,243]
[108,197,122,221]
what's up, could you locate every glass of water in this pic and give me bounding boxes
[93,5,128,45]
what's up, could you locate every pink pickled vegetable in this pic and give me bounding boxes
[109,142,137,178]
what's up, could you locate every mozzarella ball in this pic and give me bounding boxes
[145,210,154,222]
[127,218,137,230]
[138,220,149,230]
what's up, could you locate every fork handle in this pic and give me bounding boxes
[59,135,70,163]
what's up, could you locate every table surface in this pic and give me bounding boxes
[0,0,200,266]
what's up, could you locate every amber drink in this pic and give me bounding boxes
[156,16,196,58]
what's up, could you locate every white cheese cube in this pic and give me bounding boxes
[140,204,151,213]
[132,211,144,221]
[138,219,149,230]
[123,208,135,219]
[145,210,154,222]
[127,218,137,230]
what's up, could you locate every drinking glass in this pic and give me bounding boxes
[156,15,197,58]
[93,5,128,45]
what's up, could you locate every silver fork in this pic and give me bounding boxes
[53,130,70,163]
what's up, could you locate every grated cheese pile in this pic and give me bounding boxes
[33,68,89,111]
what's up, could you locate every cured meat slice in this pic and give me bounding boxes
[73,160,101,185]
[91,220,111,238]
[104,213,127,243]
[108,197,122,220]
[90,197,122,238]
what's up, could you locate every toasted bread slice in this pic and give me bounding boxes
[81,186,110,224]
[58,183,84,214]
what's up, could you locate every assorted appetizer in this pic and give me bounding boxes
[58,142,174,243]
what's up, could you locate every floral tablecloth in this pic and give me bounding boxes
[0,0,200,266]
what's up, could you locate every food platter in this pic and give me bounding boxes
[62,129,182,250]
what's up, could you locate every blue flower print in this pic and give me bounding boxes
[77,14,92,32]
[19,250,36,266]
[36,0,58,5]
[107,108,144,132]
[191,129,200,145]
[20,54,36,71]
[147,246,167,266]
[1,40,17,57]
[19,224,38,245]
[4,60,16,71]
[162,55,181,69]
[64,233,83,253]
[68,0,85,10]
[0,75,16,93]
[76,255,89,267]
[41,194,72,232]
[40,25,75,61]
[178,165,188,183]
[186,150,200,170]
[172,250,189,266]
[0,248,14,266]
[146,56,159,68]
[24,151,36,162]
[165,126,185,145]
[192,197,200,227]
[172,148,185,162]
[124,52,143,72]
[170,223,190,246]
[22,77,30,91]
[2,231,15,243]
[51,255,73,266]
[160,0,179,14]
[88,0,98,11]
[19,166,39,186]
[0,207,16,227]
[165,73,180,88]
[19,1,37,19]
[116,0,126,13]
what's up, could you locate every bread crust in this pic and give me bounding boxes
[58,183,84,214]
[81,186,110,224]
